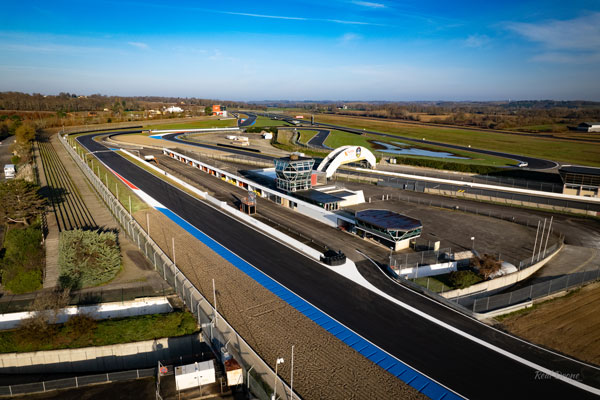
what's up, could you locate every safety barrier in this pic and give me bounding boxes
[0,368,154,396]
[60,133,293,400]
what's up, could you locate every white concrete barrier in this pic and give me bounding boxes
[396,262,458,279]
[0,297,172,331]
[0,333,203,373]
[440,243,563,299]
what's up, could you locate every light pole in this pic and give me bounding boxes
[470,236,475,252]
[290,346,294,400]
[272,357,284,400]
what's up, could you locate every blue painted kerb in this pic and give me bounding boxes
[156,206,461,400]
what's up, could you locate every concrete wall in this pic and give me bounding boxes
[395,262,458,279]
[0,333,203,374]
[440,243,563,299]
[0,297,172,331]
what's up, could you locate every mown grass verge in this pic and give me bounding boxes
[145,119,237,131]
[0,311,198,353]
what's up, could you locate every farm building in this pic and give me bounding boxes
[576,122,600,132]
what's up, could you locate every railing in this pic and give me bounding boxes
[0,368,155,397]
[336,171,600,213]
[391,247,453,269]
[60,132,293,400]
[468,267,600,313]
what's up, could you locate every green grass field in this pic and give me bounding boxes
[145,119,237,130]
[315,114,600,166]
[510,124,569,133]
[0,312,198,353]
[298,129,319,144]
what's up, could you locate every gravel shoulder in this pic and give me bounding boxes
[133,207,425,400]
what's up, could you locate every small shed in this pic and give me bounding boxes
[175,360,216,391]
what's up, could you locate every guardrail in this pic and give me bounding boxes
[0,368,154,397]
[468,267,600,313]
[60,132,294,400]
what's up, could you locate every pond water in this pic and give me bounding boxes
[373,141,469,159]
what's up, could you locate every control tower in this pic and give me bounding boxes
[274,154,315,192]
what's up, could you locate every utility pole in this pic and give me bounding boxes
[543,216,554,257]
[290,345,295,400]
[538,218,547,262]
[532,221,540,263]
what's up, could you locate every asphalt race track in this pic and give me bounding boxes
[237,112,257,127]
[304,128,332,149]
[78,131,600,399]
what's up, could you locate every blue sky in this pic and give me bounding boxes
[1,0,599,101]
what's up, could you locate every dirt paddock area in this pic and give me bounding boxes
[498,282,600,365]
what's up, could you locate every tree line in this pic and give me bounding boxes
[0,92,254,113]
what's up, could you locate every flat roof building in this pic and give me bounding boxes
[558,165,600,198]
[355,209,422,250]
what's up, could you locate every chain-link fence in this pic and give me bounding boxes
[391,247,453,269]
[60,133,295,400]
[466,267,600,313]
[0,284,173,314]
[0,368,154,397]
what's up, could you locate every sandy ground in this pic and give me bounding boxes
[499,282,600,365]
[133,208,425,400]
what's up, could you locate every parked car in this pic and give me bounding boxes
[517,161,528,168]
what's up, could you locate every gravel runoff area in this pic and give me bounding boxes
[499,281,600,366]
[133,207,426,400]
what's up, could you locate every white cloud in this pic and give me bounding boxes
[127,41,149,49]
[339,33,361,44]
[507,13,600,51]
[531,51,600,64]
[219,9,383,26]
[352,1,386,8]
[221,11,306,21]
[507,13,600,63]
[464,34,490,48]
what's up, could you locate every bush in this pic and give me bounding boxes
[65,314,97,341]
[10,155,20,165]
[0,225,44,293]
[448,270,482,289]
[471,254,502,279]
[58,229,121,289]
[4,269,42,293]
